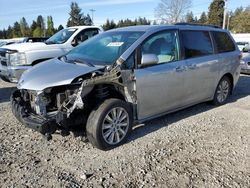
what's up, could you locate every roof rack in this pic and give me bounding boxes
[175,22,221,29]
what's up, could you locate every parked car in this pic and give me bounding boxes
[0,37,49,47]
[240,53,250,74]
[242,44,250,53]
[0,26,102,82]
[0,39,20,47]
[11,24,241,150]
[236,41,249,51]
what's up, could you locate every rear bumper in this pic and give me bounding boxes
[0,64,31,83]
[11,90,57,135]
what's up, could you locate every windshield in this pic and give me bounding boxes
[66,31,144,66]
[46,28,77,44]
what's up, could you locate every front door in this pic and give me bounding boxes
[134,30,188,120]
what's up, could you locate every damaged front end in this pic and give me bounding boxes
[11,66,137,139]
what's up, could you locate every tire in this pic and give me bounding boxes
[212,76,232,106]
[86,98,133,150]
[0,76,10,83]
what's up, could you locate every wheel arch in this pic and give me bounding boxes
[84,83,134,109]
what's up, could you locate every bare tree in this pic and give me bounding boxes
[155,0,192,24]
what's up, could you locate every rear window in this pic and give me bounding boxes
[212,31,235,53]
[181,30,213,59]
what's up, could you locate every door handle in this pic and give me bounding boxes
[175,66,186,72]
[187,64,197,70]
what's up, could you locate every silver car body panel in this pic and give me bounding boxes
[16,25,241,123]
[17,59,102,91]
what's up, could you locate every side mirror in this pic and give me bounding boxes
[141,54,158,67]
[71,39,78,47]
[242,47,249,53]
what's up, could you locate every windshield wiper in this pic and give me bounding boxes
[74,58,95,67]
[64,58,95,67]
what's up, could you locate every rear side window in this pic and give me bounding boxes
[212,31,235,53]
[181,30,213,59]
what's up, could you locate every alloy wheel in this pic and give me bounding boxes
[102,107,129,145]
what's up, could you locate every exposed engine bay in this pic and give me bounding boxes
[11,66,137,139]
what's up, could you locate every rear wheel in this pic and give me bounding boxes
[86,99,133,150]
[212,76,232,105]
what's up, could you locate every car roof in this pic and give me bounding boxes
[68,26,101,30]
[108,24,226,33]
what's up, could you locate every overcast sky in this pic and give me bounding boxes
[0,0,249,29]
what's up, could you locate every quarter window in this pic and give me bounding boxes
[141,30,179,64]
[212,31,235,53]
[181,30,213,59]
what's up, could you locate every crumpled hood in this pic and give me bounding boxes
[2,42,48,52]
[18,58,102,91]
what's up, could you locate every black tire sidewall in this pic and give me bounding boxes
[86,99,133,150]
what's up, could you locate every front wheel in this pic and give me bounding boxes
[86,99,133,150]
[212,76,232,105]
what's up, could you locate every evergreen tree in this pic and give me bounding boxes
[67,2,85,26]
[33,27,43,37]
[20,17,30,37]
[83,14,93,26]
[0,31,3,39]
[137,17,151,25]
[207,0,225,27]
[230,6,250,33]
[234,7,244,16]
[2,29,7,39]
[153,20,158,25]
[33,15,45,37]
[36,15,45,30]
[30,21,37,35]
[0,29,7,39]
[12,22,22,37]
[57,25,64,31]
[47,16,55,36]
[186,12,195,23]
[7,26,13,38]
[102,19,116,31]
[198,12,208,24]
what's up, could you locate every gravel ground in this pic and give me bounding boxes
[0,75,250,188]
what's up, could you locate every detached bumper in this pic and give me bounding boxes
[0,64,31,83]
[11,90,57,135]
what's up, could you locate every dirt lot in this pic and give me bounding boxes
[0,75,250,188]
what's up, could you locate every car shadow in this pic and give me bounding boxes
[128,74,250,143]
[0,86,16,103]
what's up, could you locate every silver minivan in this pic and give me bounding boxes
[11,24,241,150]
